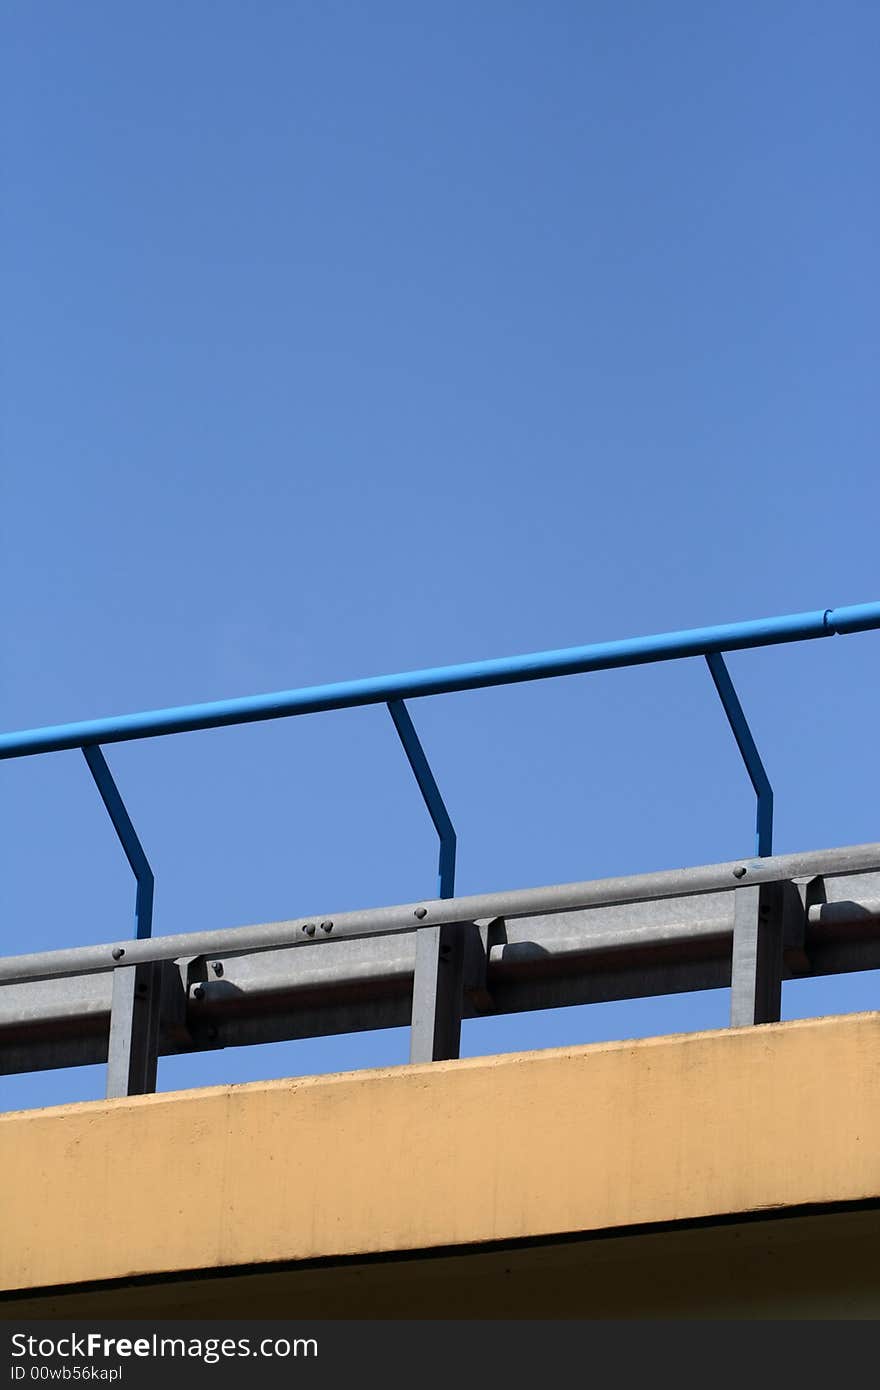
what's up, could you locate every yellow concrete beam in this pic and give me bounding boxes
[3,1012,880,1296]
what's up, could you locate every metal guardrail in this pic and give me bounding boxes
[3,841,880,1099]
[2,601,879,1102]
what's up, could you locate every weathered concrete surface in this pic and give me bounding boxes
[3,1013,879,1314]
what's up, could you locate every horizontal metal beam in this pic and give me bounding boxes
[4,846,880,1077]
[2,841,878,988]
[2,603,879,759]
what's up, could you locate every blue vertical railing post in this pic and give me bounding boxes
[705,653,773,858]
[82,744,154,939]
[387,700,456,899]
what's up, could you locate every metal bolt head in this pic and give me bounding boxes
[211,960,224,976]
[733,866,748,879]
[302,923,316,936]
[111,947,125,961]
[192,984,205,1000]
[321,920,334,933]
[414,907,428,920]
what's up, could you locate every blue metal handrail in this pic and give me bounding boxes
[3,601,879,939]
[3,604,879,760]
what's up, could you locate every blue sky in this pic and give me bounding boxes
[2,1,878,1111]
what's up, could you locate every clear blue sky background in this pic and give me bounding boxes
[2,1,878,1111]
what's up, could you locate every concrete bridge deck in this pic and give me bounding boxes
[3,1011,879,1318]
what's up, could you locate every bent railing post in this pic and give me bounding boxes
[82,744,154,940]
[82,744,159,1098]
[705,652,774,858]
[387,699,462,1061]
[387,700,456,900]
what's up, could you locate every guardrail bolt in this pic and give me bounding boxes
[414,907,428,920]
[211,960,224,976]
[321,921,334,933]
[111,947,125,961]
[733,866,748,879]
[192,984,205,1000]
[302,923,316,936]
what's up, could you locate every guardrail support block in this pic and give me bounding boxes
[106,961,164,1098]
[730,883,784,1027]
[410,923,470,1063]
